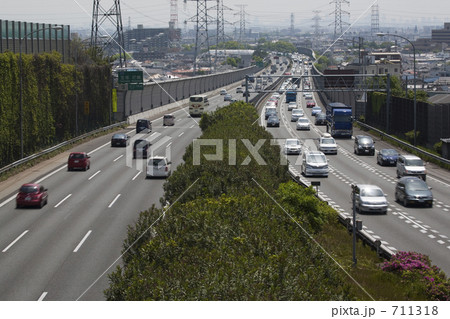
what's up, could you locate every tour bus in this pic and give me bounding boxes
[189,94,209,117]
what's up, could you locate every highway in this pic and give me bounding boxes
[264,60,450,275]
[1,57,449,301]
[0,81,262,300]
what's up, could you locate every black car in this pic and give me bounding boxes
[133,139,150,159]
[111,133,129,147]
[136,119,152,134]
[395,176,433,207]
[267,115,280,127]
[354,135,375,155]
[377,148,399,166]
[315,113,327,125]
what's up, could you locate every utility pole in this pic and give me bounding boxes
[91,0,126,67]
[212,0,232,70]
[185,0,214,75]
[329,0,350,38]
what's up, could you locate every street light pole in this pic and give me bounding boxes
[377,32,417,146]
[19,25,62,158]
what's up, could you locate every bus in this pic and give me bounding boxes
[189,94,209,117]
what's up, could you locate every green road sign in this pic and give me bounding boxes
[128,83,144,90]
[118,70,143,84]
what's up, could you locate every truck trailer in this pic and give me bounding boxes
[325,102,353,138]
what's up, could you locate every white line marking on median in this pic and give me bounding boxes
[54,194,72,208]
[73,230,92,252]
[397,212,427,231]
[38,292,48,301]
[88,170,101,180]
[108,194,121,208]
[2,230,29,253]
[132,171,142,181]
[113,155,123,162]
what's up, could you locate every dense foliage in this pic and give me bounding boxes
[104,102,354,300]
[0,51,112,166]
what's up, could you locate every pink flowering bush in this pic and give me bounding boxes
[382,251,450,301]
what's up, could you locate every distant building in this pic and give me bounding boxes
[364,52,402,76]
[124,24,180,55]
[432,22,450,45]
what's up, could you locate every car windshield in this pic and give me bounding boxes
[405,180,429,191]
[19,186,38,193]
[321,138,335,144]
[381,149,397,156]
[334,114,352,122]
[70,153,85,159]
[306,154,326,164]
[360,188,384,197]
[298,118,308,123]
[135,140,147,146]
[405,159,423,166]
[268,116,278,121]
[190,97,204,102]
[286,140,299,146]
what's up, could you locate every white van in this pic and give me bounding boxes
[163,114,175,126]
[189,94,209,117]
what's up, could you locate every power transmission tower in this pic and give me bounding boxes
[329,0,350,38]
[290,13,295,34]
[185,0,214,74]
[312,10,321,49]
[170,0,179,29]
[371,3,380,36]
[235,5,248,42]
[91,0,126,67]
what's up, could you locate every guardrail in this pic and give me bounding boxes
[0,121,126,176]
[357,121,450,166]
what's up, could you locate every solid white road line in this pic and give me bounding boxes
[38,292,48,301]
[108,194,121,208]
[113,155,124,162]
[132,171,142,181]
[54,194,72,208]
[35,164,68,184]
[87,141,110,156]
[88,170,101,180]
[0,194,17,208]
[2,230,29,253]
[73,230,92,253]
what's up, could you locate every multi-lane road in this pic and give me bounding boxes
[265,60,450,276]
[1,59,449,300]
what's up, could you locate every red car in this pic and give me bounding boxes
[16,183,48,208]
[68,152,90,171]
[306,101,316,108]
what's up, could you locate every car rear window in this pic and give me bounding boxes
[405,159,423,166]
[150,158,165,166]
[306,154,326,164]
[70,153,85,159]
[19,186,38,193]
[360,188,384,197]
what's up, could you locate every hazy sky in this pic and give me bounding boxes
[2,0,449,32]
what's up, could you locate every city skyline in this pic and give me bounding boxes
[1,0,450,33]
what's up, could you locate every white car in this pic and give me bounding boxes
[146,156,172,178]
[284,138,302,155]
[287,102,297,111]
[296,118,310,130]
[318,133,338,155]
[352,184,388,214]
[220,89,227,95]
[291,108,304,122]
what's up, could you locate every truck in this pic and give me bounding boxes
[285,91,297,103]
[325,102,353,138]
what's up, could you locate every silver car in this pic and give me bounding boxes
[351,184,388,214]
[302,151,328,177]
[284,138,302,155]
[296,118,310,130]
[291,108,304,122]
